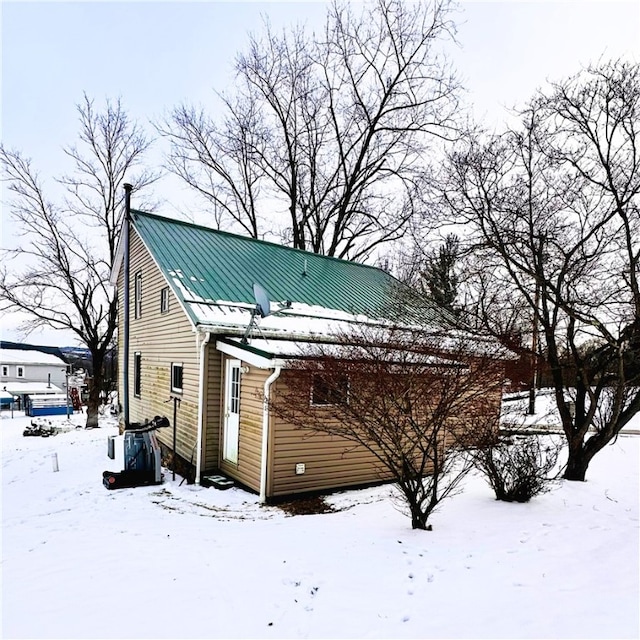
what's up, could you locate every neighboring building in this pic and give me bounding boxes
[110,210,508,501]
[0,344,68,408]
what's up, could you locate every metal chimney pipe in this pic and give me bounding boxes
[123,183,132,428]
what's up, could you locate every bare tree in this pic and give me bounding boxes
[271,327,505,529]
[160,0,462,260]
[1,95,157,428]
[441,59,640,480]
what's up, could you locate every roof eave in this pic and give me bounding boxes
[215,339,286,369]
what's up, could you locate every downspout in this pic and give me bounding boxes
[122,183,132,428]
[260,365,282,504]
[195,331,211,485]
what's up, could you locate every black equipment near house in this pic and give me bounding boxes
[103,416,169,490]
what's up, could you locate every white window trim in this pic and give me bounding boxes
[160,286,170,314]
[16,366,25,379]
[171,362,183,393]
[133,352,142,398]
[1,365,8,377]
[134,271,142,319]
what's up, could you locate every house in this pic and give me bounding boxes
[0,343,68,409]
[110,210,507,501]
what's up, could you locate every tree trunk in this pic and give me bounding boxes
[407,493,432,530]
[85,351,104,429]
[563,440,592,481]
[563,455,588,481]
[410,510,430,530]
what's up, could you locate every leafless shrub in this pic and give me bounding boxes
[472,433,564,502]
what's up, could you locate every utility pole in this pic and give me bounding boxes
[528,233,545,416]
[528,280,540,415]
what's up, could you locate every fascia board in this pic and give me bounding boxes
[109,218,127,286]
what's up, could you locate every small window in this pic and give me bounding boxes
[311,374,349,406]
[16,366,25,379]
[171,363,183,393]
[134,271,142,319]
[160,286,170,314]
[133,352,142,397]
[230,365,240,414]
[1,365,8,377]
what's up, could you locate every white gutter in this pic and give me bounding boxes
[259,366,282,504]
[195,331,211,485]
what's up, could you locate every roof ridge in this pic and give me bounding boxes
[130,209,393,277]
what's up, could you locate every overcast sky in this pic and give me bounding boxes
[1,0,639,346]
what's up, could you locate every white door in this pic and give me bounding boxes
[223,359,241,464]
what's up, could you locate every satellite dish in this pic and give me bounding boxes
[241,283,292,344]
[241,283,271,344]
[253,283,271,318]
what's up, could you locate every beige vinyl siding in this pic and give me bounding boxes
[267,371,392,497]
[264,364,505,498]
[266,365,504,497]
[117,229,201,463]
[202,346,222,472]
[219,361,266,492]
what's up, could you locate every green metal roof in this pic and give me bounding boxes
[130,210,443,329]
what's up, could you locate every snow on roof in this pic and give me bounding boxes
[190,299,393,341]
[0,348,67,367]
[222,337,465,367]
[2,382,63,395]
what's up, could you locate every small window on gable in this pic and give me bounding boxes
[133,352,142,398]
[17,366,25,379]
[160,286,170,314]
[134,271,142,319]
[171,363,183,393]
[1,365,8,377]
[311,374,349,406]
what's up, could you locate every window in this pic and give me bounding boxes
[1,365,7,377]
[134,271,142,319]
[230,365,240,414]
[16,366,25,379]
[160,286,170,314]
[133,352,142,397]
[171,363,183,393]
[311,374,349,406]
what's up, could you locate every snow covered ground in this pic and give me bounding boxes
[2,405,638,639]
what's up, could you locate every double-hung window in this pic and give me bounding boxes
[160,286,170,314]
[134,271,142,319]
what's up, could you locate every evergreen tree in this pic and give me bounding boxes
[423,234,459,313]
